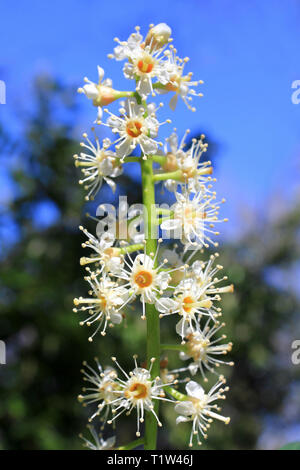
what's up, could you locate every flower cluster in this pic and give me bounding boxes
[74,23,233,449]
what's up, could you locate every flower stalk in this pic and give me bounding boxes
[140,155,161,450]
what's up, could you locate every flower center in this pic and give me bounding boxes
[184,206,196,221]
[137,56,155,74]
[96,150,105,164]
[134,269,153,288]
[125,382,149,400]
[190,395,207,412]
[98,294,107,309]
[165,74,180,92]
[187,334,210,360]
[126,120,143,138]
[182,166,197,179]
[104,247,115,257]
[183,296,195,313]
[181,205,206,224]
[98,379,117,400]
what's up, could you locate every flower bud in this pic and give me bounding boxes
[78,84,120,107]
[163,152,178,172]
[78,66,128,121]
[145,23,172,49]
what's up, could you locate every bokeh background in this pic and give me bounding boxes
[1,0,300,450]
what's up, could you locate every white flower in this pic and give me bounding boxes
[79,226,124,274]
[129,254,170,300]
[74,132,122,200]
[175,378,230,447]
[189,254,234,299]
[109,25,171,98]
[80,426,116,450]
[160,188,226,248]
[157,45,203,111]
[112,247,183,320]
[123,49,169,99]
[156,277,215,341]
[107,356,175,437]
[78,66,123,122]
[178,319,233,380]
[73,272,129,340]
[109,28,144,62]
[158,131,214,193]
[78,359,118,423]
[103,99,163,160]
[156,253,234,340]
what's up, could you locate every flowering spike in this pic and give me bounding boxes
[74,23,233,450]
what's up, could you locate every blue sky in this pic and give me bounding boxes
[1,0,300,238]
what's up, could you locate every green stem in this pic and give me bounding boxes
[153,82,167,90]
[123,156,141,163]
[116,91,135,100]
[117,438,144,450]
[153,170,182,182]
[120,243,144,255]
[164,386,187,402]
[152,154,167,166]
[140,155,160,451]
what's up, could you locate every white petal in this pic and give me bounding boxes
[175,401,195,416]
[147,102,156,115]
[139,136,157,155]
[191,260,203,276]
[186,380,205,399]
[164,179,178,192]
[179,82,189,97]
[156,271,171,290]
[167,132,178,153]
[97,106,103,121]
[107,257,124,274]
[104,78,113,88]
[176,415,190,425]
[83,83,99,100]
[128,32,143,48]
[137,77,152,98]
[113,45,127,60]
[99,232,115,249]
[176,318,189,338]
[100,158,113,174]
[97,66,105,82]
[103,436,116,449]
[188,363,198,376]
[145,116,159,137]
[169,93,178,111]
[104,177,116,193]
[155,297,177,313]
[110,311,123,324]
[116,139,133,158]
[123,62,135,80]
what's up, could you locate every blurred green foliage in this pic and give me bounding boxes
[0,76,299,450]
